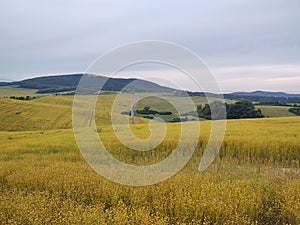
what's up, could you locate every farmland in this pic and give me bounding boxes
[0,93,299,224]
[0,92,297,131]
[256,105,295,118]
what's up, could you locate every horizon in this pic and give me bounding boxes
[2,72,300,95]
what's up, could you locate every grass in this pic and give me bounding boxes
[257,105,296,117]
[0,121,300,224]
[0,94,283,132]
[1,94,295,132]
[0,86,38,96]
[0,93,300,224]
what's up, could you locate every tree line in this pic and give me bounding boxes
[9,96,36,101]
[196,100,264,120]
[288,107,300,116]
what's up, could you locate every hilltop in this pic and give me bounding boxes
[1,74,177,94]
[231,91,300,98]
[225,91,300,103]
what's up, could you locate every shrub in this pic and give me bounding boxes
[289,107,300,116]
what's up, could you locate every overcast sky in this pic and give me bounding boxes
[0,0,299,93]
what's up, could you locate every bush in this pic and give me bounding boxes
[136,106,172,116]
[9,96,35,101]
[198,100,264,120]
[289,107,300,116]
[170,117,181,122]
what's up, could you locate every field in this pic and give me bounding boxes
[0,86,38,96]
[1,94,293,132]
[0,94,209,131]
[257,105,295,118]
[0,94,300,224]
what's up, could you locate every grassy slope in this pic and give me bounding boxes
[0,94,252,132]
[257,105,295,117]
[0,94,163,131]
[0,86,38,96]
[0,95,150,131]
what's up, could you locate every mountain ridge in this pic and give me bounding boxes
[1,74,178,94]
[230,91,300,98]
[1,74,299,98]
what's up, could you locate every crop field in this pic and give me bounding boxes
[256,105,295,118]
[0,94,299,224]
[0,94,292,132]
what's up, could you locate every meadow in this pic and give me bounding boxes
[0,93,299,224]
[255,105,295,118]
[0,86,38,96]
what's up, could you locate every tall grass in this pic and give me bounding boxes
[0,115,300,224]
[1,95,300,224]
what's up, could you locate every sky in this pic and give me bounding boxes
[0,0,299,93]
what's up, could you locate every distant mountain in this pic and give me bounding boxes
[226,91,300,103]
[7,74,178,94]
[230,91,300,98]
[0,82,8,86]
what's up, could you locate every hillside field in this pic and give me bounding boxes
[0,93,299,224]
[1,94,296,131]
[0,86,38,96]
[256,105,296,118]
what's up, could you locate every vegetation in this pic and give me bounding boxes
[230,91,300,98]
[196,100,264,120]
[225,94,300,104]
[6,74,176,94]
[1,95,297,132]
[136,106,172,116]
[0,116,300,224]
[36,87,76,94]
[289,107,300,116]
[255,101,292,106]
[9,96,37,100]
[0,74,300,225]
[188,91,300,104]
[257,106,296,118]
[0,92,300,224]
[0,86,38,96]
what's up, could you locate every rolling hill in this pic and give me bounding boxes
[2,74,177,94]
[226,91,300,103]
[231,91,300,98]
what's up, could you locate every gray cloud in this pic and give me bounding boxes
[0,0,299,92]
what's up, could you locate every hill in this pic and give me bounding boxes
[226,91,300,103]
[231,91,300,98]
[5,74,177,94]
[1,94,298,132]
[0,95,152,131]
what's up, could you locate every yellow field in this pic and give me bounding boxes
[0,95,148,131]
[0,94,291,131]
[0,94,299,224]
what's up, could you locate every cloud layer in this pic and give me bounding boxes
[0,0,299,92]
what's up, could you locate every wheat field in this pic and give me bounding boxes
[0,94,299,224]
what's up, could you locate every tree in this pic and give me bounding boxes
[289,107,300,116]
[198,100,264,120]
[202,104,211,120]
[227,100,264,119]
[196,104,203,118]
